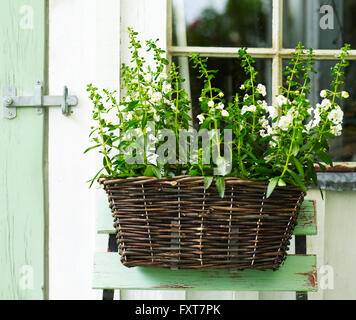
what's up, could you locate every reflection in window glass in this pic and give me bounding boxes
[283,59,356,161]
[172,0,272,48]
[173,56,272,128]
[284,0,356,49]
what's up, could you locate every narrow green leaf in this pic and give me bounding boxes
[144,165,161,179]
[287,169,307,192]
[216,177,225,198]
[266,177,279,198]
[84,144,101,154]
[292,157,304,180]
[204,176,213,190]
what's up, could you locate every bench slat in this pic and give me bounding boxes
[93,253,317,292]
[97,200,317,236]
[294,200,317,235]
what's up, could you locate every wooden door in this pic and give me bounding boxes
[0,0,46,299]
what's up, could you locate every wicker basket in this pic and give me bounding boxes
[101,176,305,270]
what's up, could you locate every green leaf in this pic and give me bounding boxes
[317,151,332,166]
[266,177,279,198]
[144,165,161,179]
[215,176,225,198]
[204,176,213,190]
[84,144,101,154]
[88,167,105,188]
[292,157,304,180]
[287,169,307,192]
[188,169,200,176]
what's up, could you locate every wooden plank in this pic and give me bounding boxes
[48,0,120,299]
[294,200,317,236]
[97,199,317,236]
[93,253,317,292]
[0,0,46,299]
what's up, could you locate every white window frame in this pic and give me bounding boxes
[166,0,356,168]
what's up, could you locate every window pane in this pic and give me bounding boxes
[284,0,356,49]
[172,0,272,48]
[173,56,272,128]
[283,59,356,161]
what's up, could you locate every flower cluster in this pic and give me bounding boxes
[86,28,350,197]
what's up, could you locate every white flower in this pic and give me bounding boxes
[307,107,314,116]
[240,84,245,90]
[243,94,249,101]
[249,105,256,112]
[259,129,268,138]
[304,121,313,134]
[320,90,327,98]
[154,114,160,122]
[342,91,350,99]
[257,84,267,97]
[199,97,203,102]
[278,115,293,131]
[328,106,344,124]
[241,105,256,115]
[218,92,224,98]
[217,102,225,110]
[287,107,299,119]
[144,74,152,83]
[321,98,332,110]
[147,87,154,97]
[312,113,321,128]
[259,116,269,129]
[125,96,131,103]
[276,95,288,107]
[267,106,279,119]
[126,112,133,121]
[151,92,162,104]
[221,110,229,117]
[170,102,177,111]
[197,114,205,124]
[331,124,342,136]
[258,100,268,111]
[118,105,126,112]
[162,82,171,94]
[159,72,168,80]
[208,100,215,108]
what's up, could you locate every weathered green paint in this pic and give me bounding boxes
[0,0,46,299]
[97,198,317,236]
[294,200,317,236]
[93,253,317,292]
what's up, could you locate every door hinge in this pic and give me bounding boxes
[3,80,78,119]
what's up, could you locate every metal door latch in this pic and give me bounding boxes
[3,80,78,119]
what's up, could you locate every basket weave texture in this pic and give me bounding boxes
[101,176,305,270]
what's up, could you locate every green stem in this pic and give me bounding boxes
[198,59,221,158]
[280,126,296,179]
[97,104,112,173]
[245,57,257,133]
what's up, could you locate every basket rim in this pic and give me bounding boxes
[99,175,304,192]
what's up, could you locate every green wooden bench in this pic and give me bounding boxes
[93,200,317,297]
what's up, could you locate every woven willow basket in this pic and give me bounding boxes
[101,176,305,270]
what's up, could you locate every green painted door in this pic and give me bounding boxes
[0,0,46,299]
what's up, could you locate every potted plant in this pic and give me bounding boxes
[86,28,350,270]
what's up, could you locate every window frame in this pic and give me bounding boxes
[166,0,356,170]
